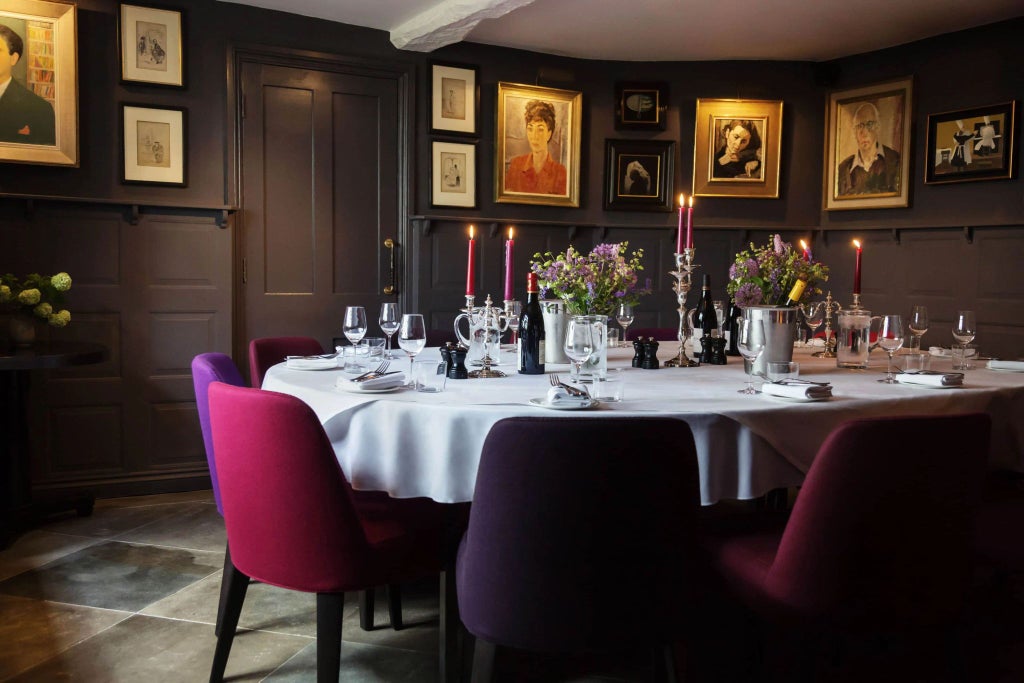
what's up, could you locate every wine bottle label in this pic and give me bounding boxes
[786,278,807,304]
[538,340,546,359]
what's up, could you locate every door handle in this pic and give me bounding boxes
[383,238,396,295]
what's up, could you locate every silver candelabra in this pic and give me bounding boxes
[664,249,699,368]
[816,290,842,358]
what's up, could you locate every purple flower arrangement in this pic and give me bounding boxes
[726,235,829,307]
[530,242,652,316]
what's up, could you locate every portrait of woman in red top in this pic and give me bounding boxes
[504,99,567,195]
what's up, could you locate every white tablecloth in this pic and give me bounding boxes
[263,347,1024,505]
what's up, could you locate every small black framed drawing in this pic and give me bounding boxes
[615,82,668,131]
[118,3,184,87]
[431,61,477,136]
[925,101,1017,184]
[431,140,476,208]
[603,139,675,211]
[121,103,186,186]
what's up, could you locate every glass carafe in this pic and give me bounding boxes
[836,309,880,369]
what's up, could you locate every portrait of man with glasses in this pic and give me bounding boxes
[836,100,902,197]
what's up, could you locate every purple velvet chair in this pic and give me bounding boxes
[702,413,991,678]
[248,336,323,387]
[456,416,702,682]
[625,327,678,341]
[207,382,449,682]
[974,471,1024,572]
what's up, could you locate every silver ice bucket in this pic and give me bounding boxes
[742,306,797,378]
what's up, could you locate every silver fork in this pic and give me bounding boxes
[549,373,589,397]
[353,360,390,381]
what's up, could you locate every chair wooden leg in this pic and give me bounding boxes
[440,568,461,683]
[386,583,404,630]
[316,593,344,683]
[358,589,375,630]
[209,558,250,683]
[470,637,497,683]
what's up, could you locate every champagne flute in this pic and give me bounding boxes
[379,303,400,358]
[876,314,905,383]
[616,303,635,347]
[736,317,765,394]
[397,313,427,383]
[909,305,928,352]
[563,315,595,384]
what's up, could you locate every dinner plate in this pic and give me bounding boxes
[528,397,598,411]
[762,393,831,403]
[336,382,405,394]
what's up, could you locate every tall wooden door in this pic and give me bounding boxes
[237,56,408,370]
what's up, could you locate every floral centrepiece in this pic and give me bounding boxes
[727,235,828,308]
[1,272,73,327]
[530,242,651,316]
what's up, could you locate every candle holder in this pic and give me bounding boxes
[664,249,699,368]
[815,290,842,358]
[849,292,864,311]
[468,294,508,378]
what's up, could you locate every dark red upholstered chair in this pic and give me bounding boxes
[702,413,991,679]
[625,327,678,341]
[974,471,1024,572]
[207,382,449,682]
[456,416,702,682]
[248,336,323,388]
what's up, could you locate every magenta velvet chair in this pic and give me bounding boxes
[456,416,702,682]
[248,336,323,387]
[702,413,991,678]
[207,382,449,682]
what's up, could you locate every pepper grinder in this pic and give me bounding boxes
[641,339,660,369]
[449,344,469,379]
[631,338,645,368]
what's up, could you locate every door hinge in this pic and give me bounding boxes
[242,258,247,284]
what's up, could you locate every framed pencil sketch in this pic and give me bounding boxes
[824,77,912,210]
[118,3,184,87]
[603,139,675,211]
[614,82,668,131]
[495,82,582,207]
[430,61,477,136]
[121,103,186,186]
[925,101,1017,184]
[431,140,476,208]
[0,0,78,166]
[692,98,782,199]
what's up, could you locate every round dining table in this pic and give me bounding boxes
[263,346,1024,506]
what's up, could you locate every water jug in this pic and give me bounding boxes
[836,309,880,369]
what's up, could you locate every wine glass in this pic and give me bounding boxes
[952,310,976,370]
[397,313,427,383]
[504,301,522,349]
[736,317,765,394]
[615,303,635,347]
[379,303,400,358]
[876,314,905,383]
[909,305,929,352]
[800,301,826,355]
[563,316,595,383]
[343,306,367,345]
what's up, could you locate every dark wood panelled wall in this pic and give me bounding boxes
[2,1,1022,496]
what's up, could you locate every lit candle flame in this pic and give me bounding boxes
[688,196,694,208]
[508,226,514,240]
[678,193,685,208]
[800,239,808,251]
[469,225,475,239]
[853,239,861,249]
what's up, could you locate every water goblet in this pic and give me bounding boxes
[379,302,400,358]
[800,301,826,356]
[909,305,928,352]
[736,317,765,394]
[397,313,427,384]
[616,303,635,347]
[343,306,367,346]
[952,310,976,370]
[876,314,905,383]
[563,315,595,383]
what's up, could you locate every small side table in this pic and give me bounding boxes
[1,341,107,549]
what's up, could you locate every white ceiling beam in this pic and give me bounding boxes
[390,0,537,52]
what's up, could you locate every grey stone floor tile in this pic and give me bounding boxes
[0,594,130,680]
[114,501,226,553]
[96,489,216,509]
[265,639,438,682]
[37,501,208,540]
[8,614,310,683]
[0,530,100,582]
[0,540,222,612]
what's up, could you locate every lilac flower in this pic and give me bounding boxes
[734,282,763,307]
[773,234,785,255]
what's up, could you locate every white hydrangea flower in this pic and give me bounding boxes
[51,272,72,291]
[0,284,10,302]
[17,288,41,305]
[34,302,53,318]
[48,309,71,327]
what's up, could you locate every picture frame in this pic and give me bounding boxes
[118,3,184,87]
[0,0,77,166]
[924,101,1017,184]
[692,98,783,199]
[430,61,477,136]
[603,139,675,211]
[614,82,668,131]
[121,103,187,186]
[430,140,476,208]
[824,76,912,210]
[495,82,582,207]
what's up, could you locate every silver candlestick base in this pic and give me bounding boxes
[664,249,699,368]
[815,290,842,358]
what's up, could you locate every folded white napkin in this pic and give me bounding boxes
[761,382,832,400]
[794,338,826,348]
[285,356,338,370]
[895,371,963,387]
[545,385,591,406]
[336,373,405,391]
[987,360,1024,372]
[929,346,977,358]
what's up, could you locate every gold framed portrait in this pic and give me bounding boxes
[495,82,581,207]
[0,0,77,166]
[692,99,782,199]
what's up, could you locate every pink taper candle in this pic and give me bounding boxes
[686,195,694,248]
[676,194,685,253]
[852,239,862,295]
[503,227,515,300]
[466,225,476,296]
